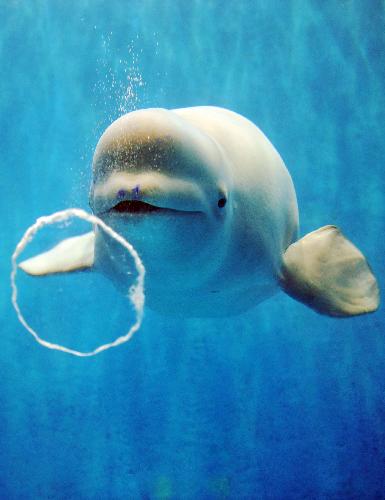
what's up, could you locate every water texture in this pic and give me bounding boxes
[0,1,384,498]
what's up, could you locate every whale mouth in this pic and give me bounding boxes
[111,200,164,214]
[109,199,200,215]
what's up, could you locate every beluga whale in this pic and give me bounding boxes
[20,106,380,317]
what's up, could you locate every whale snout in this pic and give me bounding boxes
[91,171,207,215]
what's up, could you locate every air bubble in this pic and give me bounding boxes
[11,208,145,357]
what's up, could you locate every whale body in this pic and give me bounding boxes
[20,107,380,317]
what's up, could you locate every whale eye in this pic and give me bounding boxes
[217,197,227,208]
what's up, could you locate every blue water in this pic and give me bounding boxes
[1,1,385,498]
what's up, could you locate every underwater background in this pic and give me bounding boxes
[1,1,385,498]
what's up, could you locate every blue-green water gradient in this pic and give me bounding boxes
[0,1,384,498]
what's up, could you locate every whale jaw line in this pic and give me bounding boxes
[107,199,203,217]
[111,200,164,214]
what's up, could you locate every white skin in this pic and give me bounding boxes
[89,107,299,317]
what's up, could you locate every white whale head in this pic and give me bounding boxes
[89,108,233,296]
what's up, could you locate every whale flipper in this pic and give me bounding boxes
[19,232,95,276]
[280,225,380,317]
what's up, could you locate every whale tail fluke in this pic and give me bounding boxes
[19,232,95,276]
[280,225,380,317]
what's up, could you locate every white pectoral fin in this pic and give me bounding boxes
[19,231,95,276]
[280,225,380,317]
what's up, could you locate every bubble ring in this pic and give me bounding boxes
[11,208,145,357]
